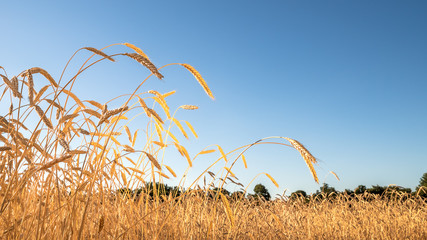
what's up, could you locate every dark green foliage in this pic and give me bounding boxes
[206,187,231,199]
[320,183,336,194]
[117,188,133,198]
[344,189,354,195]
[133,182,181,200]
[416,172,427,197]
[252,184,271,201]
[367,185,386,195]
[355,185,367,194]
[231,191,245,200]
[419,172,427,187]
[290,190,307,200]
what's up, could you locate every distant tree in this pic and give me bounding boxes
[290,190,307,200]
[367,185,386,195]
[212,187,230,196]
[418,172,427,188]
[231,191,245,200]
[134,182,181,200]
[117,188,134,198]
[416,172,427,197]
[320,183,336,194]
[355,185,367,194]
[253,184,271,201]
[344,189,354,195]
[206,187,231,199]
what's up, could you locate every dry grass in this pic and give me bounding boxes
[0,43,425,239]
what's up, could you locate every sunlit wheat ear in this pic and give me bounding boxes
[330,171,340,181]
[11,76,22,98]
[99,106,129,125]
[0,116,9,127]
[78,128,90,135]
[180,105,198,110]
[58,138,70,152]
[162,90,176,98]
[146,108,164,124]
[265,173,279,188]
[44,99,63,111]
[164,164,177,178]
[122,43,150,60]
[0,146,11,151]
[27,72,34,105]
[83,47,115,62]
[9,103,13,116]
[34,105,53,129]
[219,192,235,228]
[136,96,151,117]
[39,154,72,171]
[284,137,318,183]
[58,113,79,125]
[179,63,214,100]
[26,67,58,88]
[33,85,49,103]
[142,151,161,170]
[122,53,164,79]
[86,100,103,110]
[82,109,102,119]
[1,74,23,98]
[149,91,170,118]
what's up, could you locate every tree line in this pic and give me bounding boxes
[117,172,427,201]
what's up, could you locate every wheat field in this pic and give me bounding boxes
[0,43,425,239]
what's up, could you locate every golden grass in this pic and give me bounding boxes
[1,43,423,239]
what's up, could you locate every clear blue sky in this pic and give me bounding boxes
[1,1,426,196]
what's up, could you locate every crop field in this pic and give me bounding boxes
[0,44,425,239]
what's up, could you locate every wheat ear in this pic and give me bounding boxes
[284,137,318,183]
[123,53,164,79]
[179,63,214,99]
[83,47,115,62]
[27,67,58,88]
[34,105,53,129]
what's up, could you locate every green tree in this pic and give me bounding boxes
[355,185,367,194]
[212,187,230,196]
[253,184,271,201]
[367,185,386,195]
[416,172,427,197]
[418,172,427,188]
[134,182,181,200]
[344,189,354,195]
[320,183,336,194]
[231,191,245,200]
[290,190,307,200]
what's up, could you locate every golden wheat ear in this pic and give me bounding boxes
[83,47,115,62]
[178,63,214,100]
[284,137,319,183]
[1,74,23,98]
[122,43,150,60]
[26,67,58,88]
[122,53,164,79]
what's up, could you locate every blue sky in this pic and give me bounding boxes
[1,1,426,196]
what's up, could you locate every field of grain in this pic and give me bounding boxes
[0,44,425,239]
